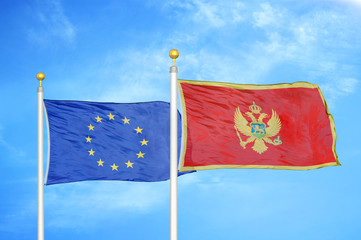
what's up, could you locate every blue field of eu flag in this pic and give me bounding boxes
[44,99,190,185]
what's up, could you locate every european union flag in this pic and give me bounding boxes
[44,99,189,185]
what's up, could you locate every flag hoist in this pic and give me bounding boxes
[37,72,45,240]
[169,49,179,240]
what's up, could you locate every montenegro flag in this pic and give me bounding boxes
[178,79,340,172]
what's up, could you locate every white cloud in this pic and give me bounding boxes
[0,126,26,158]
[54,1,360,109]
[45,181,169,228]
[178,171,300,223]
[178,172,202,186]
[294,26,316,45]
[322,77,359,96]
[180,50,266,84]
[94,48,171,103]
[319,77,359,109]
[253,2,283,28]
[164,0,246,28]
[188,2,359,106]
[332,0,361,7]
[337,78,358,93]
[0,200,37,234]
[192,0,245,27]
[245,3,361,92]
[27,0,75,45]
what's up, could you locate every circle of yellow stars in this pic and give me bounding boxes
[85,112,149,172]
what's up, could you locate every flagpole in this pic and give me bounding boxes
[37,72,45,240]
[169,49,179,240]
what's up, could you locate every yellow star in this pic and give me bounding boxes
[107,112,115,120]
[95,116,102,122]
[110,163,119,171]
[88,149,95,156]
[136,151,145,158]
[122,117,130,124]
[134,126,143,134]
[97,159,104,166]
[140,139,148,146]
[85,136,92,143]
[125,161,134,168]
[88,124,95,131]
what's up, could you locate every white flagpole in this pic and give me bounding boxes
[169,49,179,240]
[37,72,45,240]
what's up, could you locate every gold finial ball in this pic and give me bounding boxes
[169,49,179,60]
[36,72,45,81]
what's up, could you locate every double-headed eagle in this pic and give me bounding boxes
[234,102,282,154]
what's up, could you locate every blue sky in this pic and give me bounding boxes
[1,0,361,239]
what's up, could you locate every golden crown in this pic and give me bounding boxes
[249,102,261,114]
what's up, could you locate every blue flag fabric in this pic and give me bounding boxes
[44,99,189,185]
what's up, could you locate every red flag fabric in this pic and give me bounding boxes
[178,79,340,172]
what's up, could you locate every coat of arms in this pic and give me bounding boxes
[234,102,282,154]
